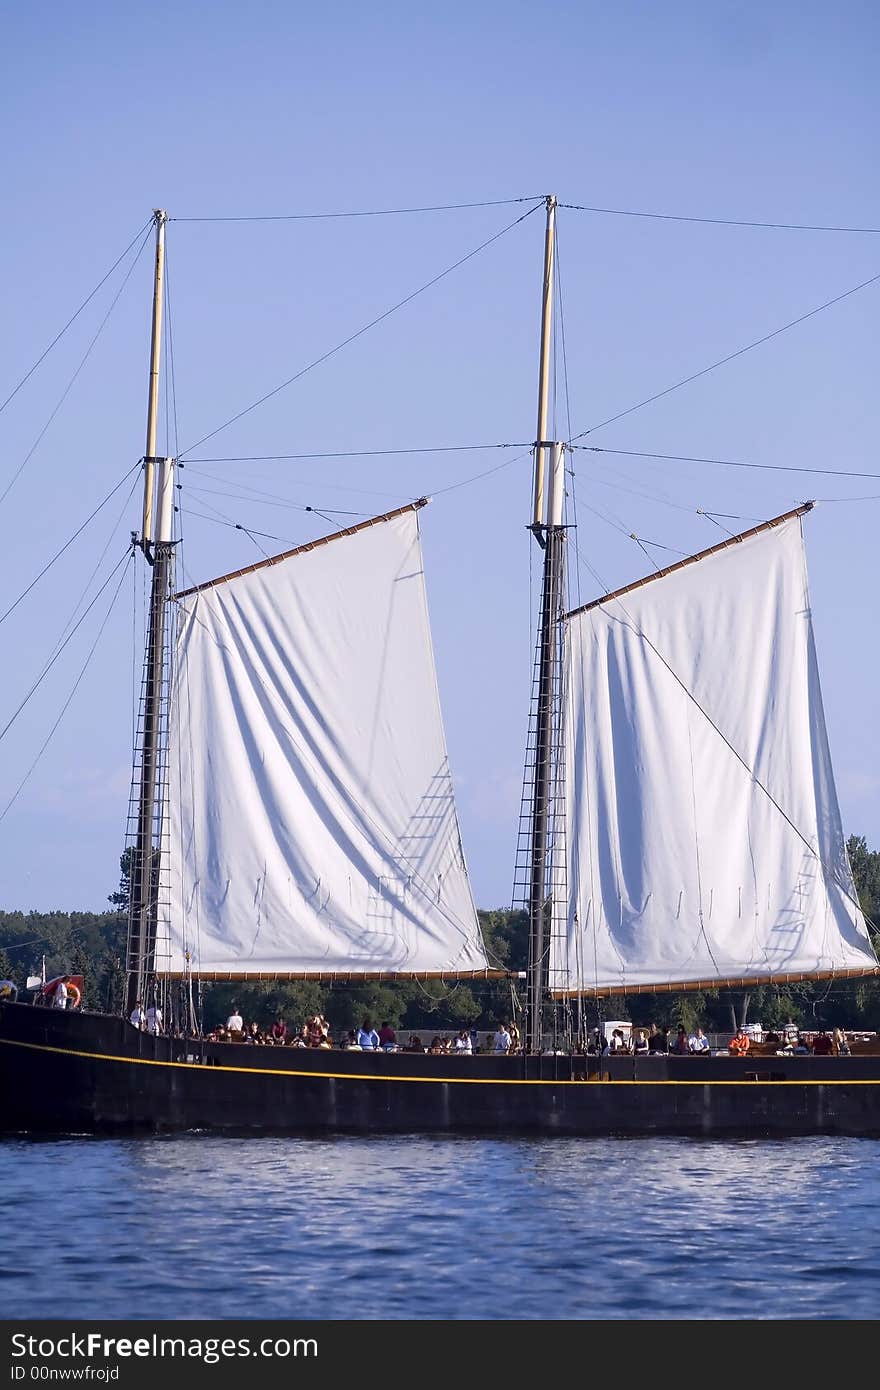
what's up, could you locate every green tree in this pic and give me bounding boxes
[107,848,133,911]
[847,834,880,926]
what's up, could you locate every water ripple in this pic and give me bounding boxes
[1,1135,879,1319]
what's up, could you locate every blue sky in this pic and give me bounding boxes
[0,1,878,911]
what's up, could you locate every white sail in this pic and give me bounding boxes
[157,504,488,978]
[553,511,878,995]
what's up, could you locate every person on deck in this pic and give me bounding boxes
[493,1023,511,1054]
[632,1028,649,1055]
[53,978,69,1010]
[688,1027,710,1054]
[357,1019,380,1050]
[146,1003,163,1035]
[728,1027,750,1056]
[647,1025,668,1054]
[306,1015,326,1047]
[130,1000,146,1030]
[670,1025,690,1055]
[811,1030,834,1056]
[270,1018,287,1043]
[378,1021,397,1050]
[226,1005,244,1033]
[453,1029,473,1054]
[832,1027,851,1056]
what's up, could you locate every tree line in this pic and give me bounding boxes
[2,836,879,1037]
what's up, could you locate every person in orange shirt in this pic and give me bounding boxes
[728,1027,750,1056]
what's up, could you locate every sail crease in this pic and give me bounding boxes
[554,515,876,994]
[158,510,486,976]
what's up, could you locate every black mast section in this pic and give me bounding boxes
[126,536,171,1014]
[526,516,564,1052]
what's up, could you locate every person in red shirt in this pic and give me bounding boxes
[811,1030,834,1055]
[728,1027,750,1056]
[378,1021,397,1050]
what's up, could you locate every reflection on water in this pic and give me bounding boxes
[1,1136,878,1319]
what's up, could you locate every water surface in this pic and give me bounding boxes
[1,1136,876,1319]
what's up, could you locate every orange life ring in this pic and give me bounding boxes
[66,982,81,1008]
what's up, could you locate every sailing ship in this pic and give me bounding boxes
[1,199,879,1137]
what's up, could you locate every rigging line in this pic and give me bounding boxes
[182,465,406,504]
[582,446,880,481]
[183,483,313,513]
[0,462,141,629]
[633,538,662,573]
[0,547,132,747]
[177,490,280,554]
[577,497,639,539]
[0,218,153,419]
[178,201,545,457]
[556,226,583,608]
[698,511,738,540]
[568,268,880,441]
[0,935,54,953]
[683,712,724,980]
[182,482,364,517]
[130,542,138,755]
[576,501,689,578]
[591,471,723,515]
[0,226,154,508]
[46,470,142,660]
[555,222,581,607]
[0,927,97,954]
[181,467,388,509]
[189,486,366,518]
[577,563,870,922]
[182,497,364,533]
[0,553,134,825]
[171,196,542,223]
[555,225,575,444]
[813,493,880,503]
[164,231,182,461]
[185,443,530,463]
[634,536,689,555]
[700,510,764,522]
[429,450,530,496]
[174,507,258,532]
[558,202,880,234]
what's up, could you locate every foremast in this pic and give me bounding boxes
[525,195,567,1054]
[125,209,175,1016]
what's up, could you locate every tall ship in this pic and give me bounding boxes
[1,199,879,1136]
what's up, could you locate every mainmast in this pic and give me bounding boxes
[525,194,565,1054]
[126,209,175,1016]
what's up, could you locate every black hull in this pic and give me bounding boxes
[4,1002,880,1137]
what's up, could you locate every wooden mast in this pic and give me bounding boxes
[525,195,564,1055]
[126,209,174,1017]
